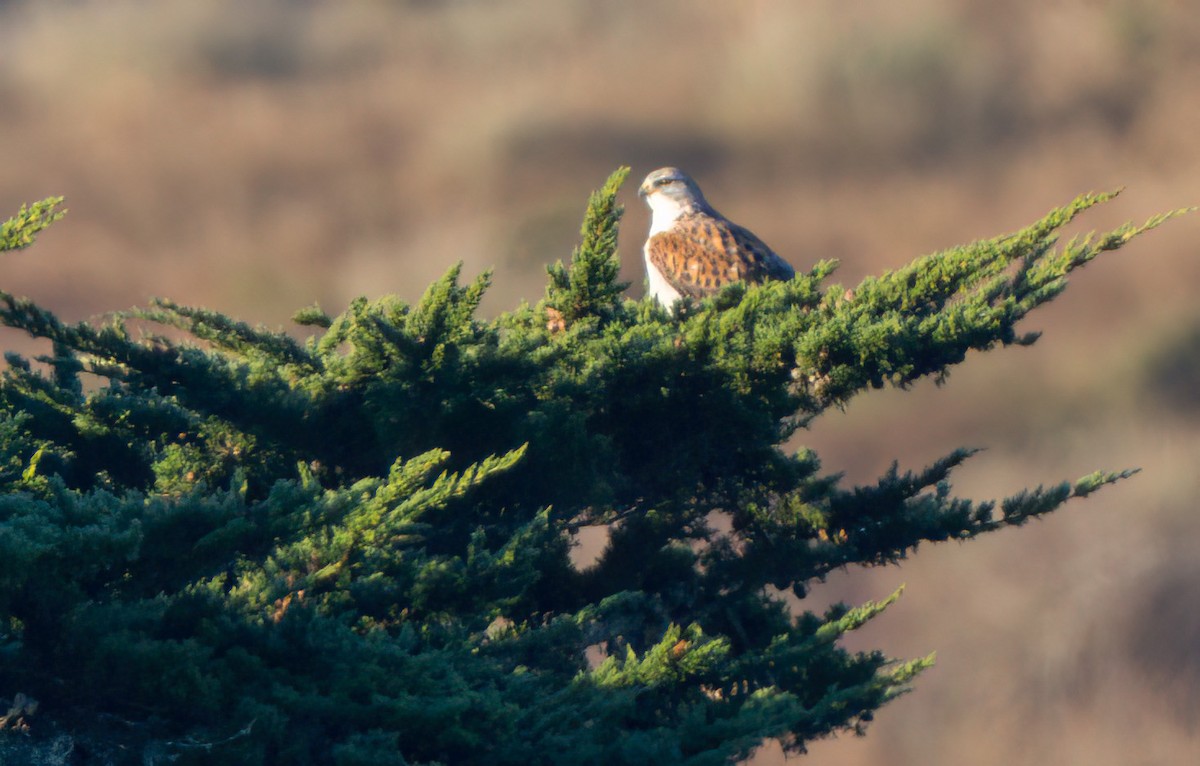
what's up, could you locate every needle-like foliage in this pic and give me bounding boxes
[0,174,1187,765]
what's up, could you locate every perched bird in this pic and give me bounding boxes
[638,167,794,309]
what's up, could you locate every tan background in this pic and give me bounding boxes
[1,1,1198,763]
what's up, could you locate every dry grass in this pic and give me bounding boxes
[1,1,1199,763]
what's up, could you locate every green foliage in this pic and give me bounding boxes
[546,166,630,324]
[0,197,65,253]
[0,180,1187,764]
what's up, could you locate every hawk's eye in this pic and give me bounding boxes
[654,177,672,187]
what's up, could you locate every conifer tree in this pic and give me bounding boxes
[0,174,1188,764]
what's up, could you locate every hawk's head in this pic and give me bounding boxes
[638,167,710,219]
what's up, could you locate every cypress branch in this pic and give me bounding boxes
[0,183,1187,764]
[0,198,65,253]
[546,166,631,324]
[133,298,319,372]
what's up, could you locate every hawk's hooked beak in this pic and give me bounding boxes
[637,183,651,199]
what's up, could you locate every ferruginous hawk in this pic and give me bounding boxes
[638,167,794,308]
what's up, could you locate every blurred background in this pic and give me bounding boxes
[1,0,1198,763]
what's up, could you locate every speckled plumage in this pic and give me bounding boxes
[638,167,794,308]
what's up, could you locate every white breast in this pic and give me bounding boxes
[643,194,688,307]
[643,245,683,306]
